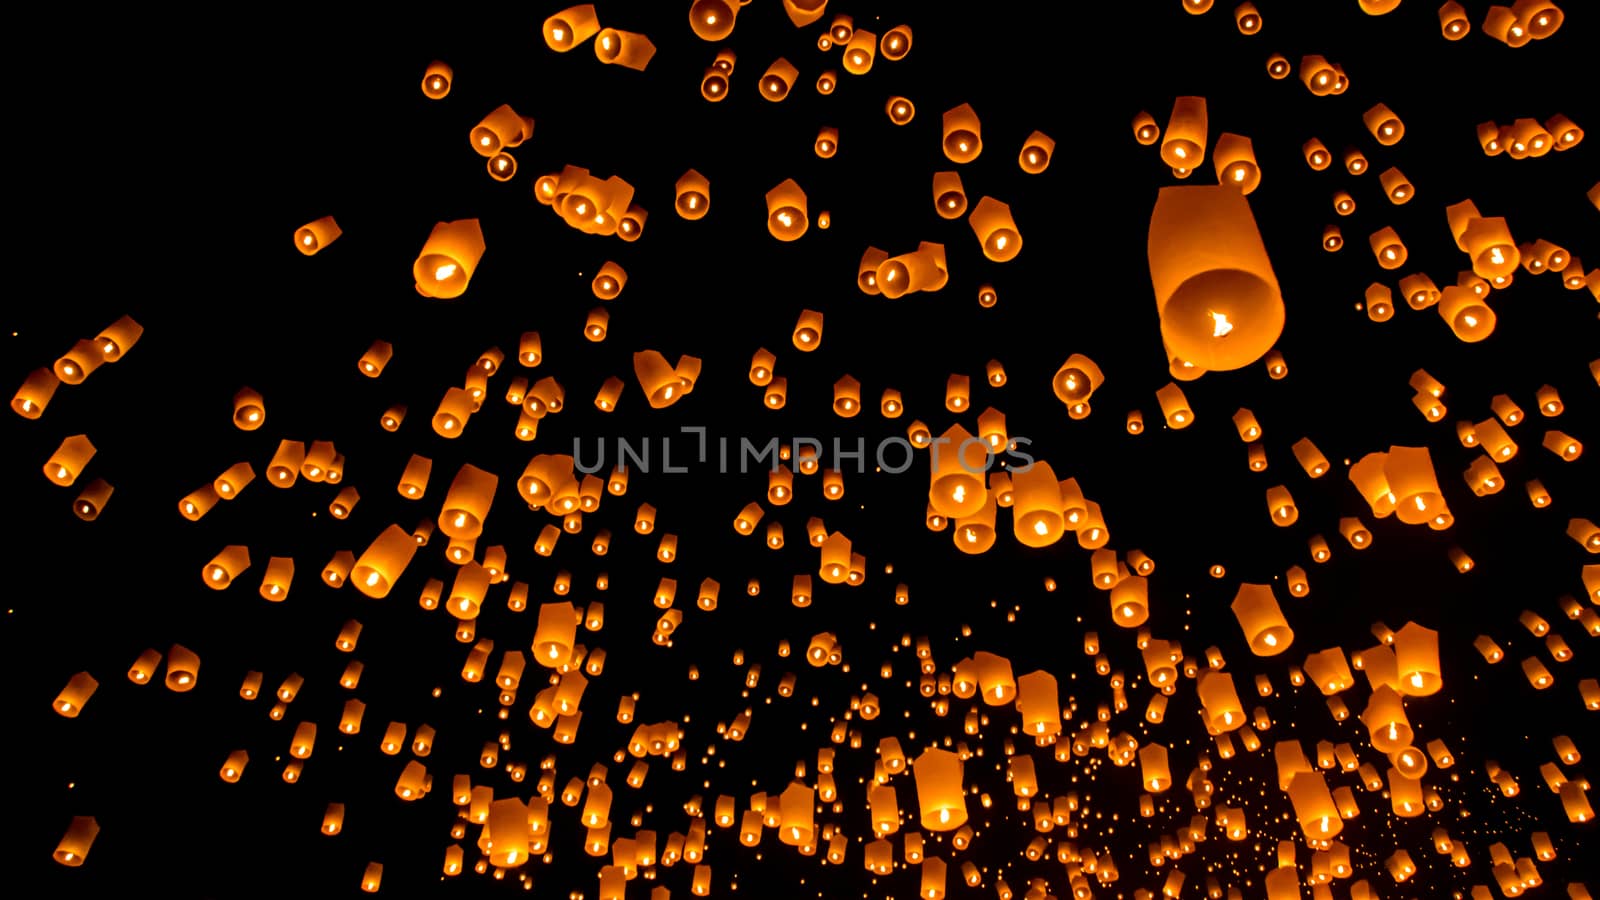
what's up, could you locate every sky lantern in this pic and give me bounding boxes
[1147,185,1283,370]
[594,29,657,70]
[413,219,485,299]
[543,5,600,50]
[1232,583,1293,655]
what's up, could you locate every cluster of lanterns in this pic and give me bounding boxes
[29,1,1599,897]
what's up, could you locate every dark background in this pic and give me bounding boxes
[5,1,1596,897]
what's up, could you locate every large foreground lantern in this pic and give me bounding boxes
[1147,185,1284,371]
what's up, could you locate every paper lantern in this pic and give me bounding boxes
[88,316,142,366]
[1017,130,1054,174]
[1213,133,1259,193]
[536,602,578,666]
[1147,185,1283,370]
[544,5,600,50]
[10,367,57,419]
[1016,670,1061,738]
[929,171,970,220]
[876,242,949,298]
[1393,622,1441,695]
[619,204,648,241]
[1544,113,1583,150]
[1151,382,1191,429]
[1543,430,1583,460]
[694,55,730,98]
[629,350,682,408]
[70,478,112,521]
[1515,0,1564,37]
[842,29,876,74]
[688,0,738,41]
[1458,216,1519,280]
[759,57,798,101]
[1371,169,1413,210]
[876,22,912,60]
[1397,273,1439,309]
[1300,54,1342,95]
[1435,0,1470,37]
[440,464,497,540]
[776,781,815,847]
[972,651,1015,705]
[1571,518,1600,553]
[1429,284,1497,344]
[413,219,485,299]
[51,816,99,867]
[1474,417,1517,461]
[1232,583,1293,655]
[1011,462,1064,548]
[413,60,453,102]
[127,648,161,685]
[1303,138,1332,169]
[1198,670,1245,730]
[1369,226,1407,269]
[670,169,712,223]
[351,525,418,599]
[928,424,988,519]
[1140,743,1172,792]
[202,544,250,590]
[251,556,292,602]
[766,179,808,241]
[1161,96,1207,167]
[1557,781,1594,823]
[969,196,1020,262]
[584,262,626,302]
[1363,282,1396,321]
[952,494,996,554]
[293,215,341,255]
[594,28,656,70]
[1233,2,1262,31]
[1132,110,1160,144]
[783,0,827,27]
[941,103,982,163]
[1111,576,1149,627]
[1265,485,1298,525]
[43,434,95,487]
[1380,446,1445,525]
[1362,685,1412,752]
[53,671,98,718]
[1362,103,1404,145]
[52,339,103,384]
[1288,771,1342,839]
